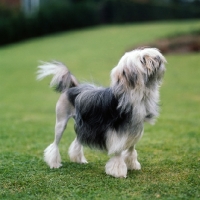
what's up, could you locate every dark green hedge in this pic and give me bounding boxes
[101,0,200,23]
[0,1,99,46]
[0,0,200,46]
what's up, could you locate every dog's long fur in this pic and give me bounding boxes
[37,48,166,178]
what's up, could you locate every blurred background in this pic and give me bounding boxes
[0,0,200,46]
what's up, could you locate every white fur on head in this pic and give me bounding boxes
[110,47,166,121]
[110,48,166,88]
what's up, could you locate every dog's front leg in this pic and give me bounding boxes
[105,153,127,178]
[122,146,141,170]
[44,93,73,168]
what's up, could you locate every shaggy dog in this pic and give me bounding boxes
[37,48,166,178]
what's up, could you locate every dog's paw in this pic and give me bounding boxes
[71,158,88,164]
[44,143,62,169]
[80,157,88,164]
[122,149,141,170]
[68,138,88,164]
[69,154,88,164]
[127,160,141,170]
[49,162,62,169]
[105,156,127,178]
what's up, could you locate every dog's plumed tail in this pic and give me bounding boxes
[37,61,78,92]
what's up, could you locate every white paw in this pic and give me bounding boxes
[49,162,62,169]
[122,149,141,170]
[80,157,88,164]
[44,143,62,168]
[105,157,127,178]
[128,160,141,170]
[68,138,88,164]
[69,154,88,164]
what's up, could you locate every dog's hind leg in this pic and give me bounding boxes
[68,138,88,163]
[122,146,141,170]
[44,93,74,168]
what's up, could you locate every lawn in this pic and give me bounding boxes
[0,20,200,199]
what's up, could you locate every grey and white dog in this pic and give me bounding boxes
[37,48,166,178]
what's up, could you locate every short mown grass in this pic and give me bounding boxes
[0,20,200,200]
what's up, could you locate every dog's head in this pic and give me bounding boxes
[111,48,166,90]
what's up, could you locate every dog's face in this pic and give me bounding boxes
[111,48,166,89]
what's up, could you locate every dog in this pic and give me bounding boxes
[37,48,166,178]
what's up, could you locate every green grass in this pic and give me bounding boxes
[0,20,200,199]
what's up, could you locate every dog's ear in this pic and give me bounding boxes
[141,52,166,76]
[122,67,138,88]
[141,54,166,86]
[111,66,138,90]
[141,55,157,74]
